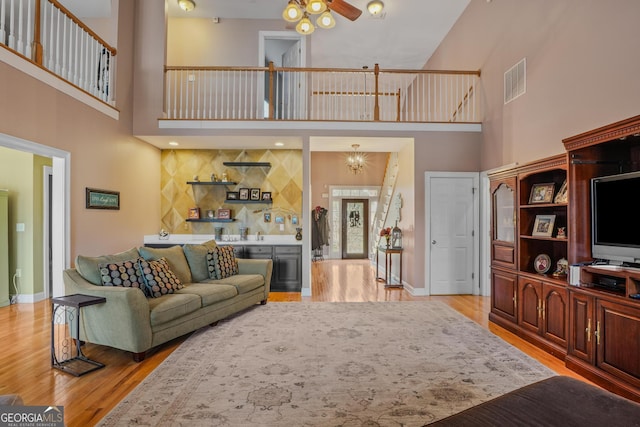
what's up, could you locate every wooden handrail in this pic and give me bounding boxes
[164,65,481,76]
[48,0,117,56]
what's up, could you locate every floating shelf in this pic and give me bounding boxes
[186,218,235,223]
[187,181,237,186]
[225,199,273,204]
[223,162,271,168]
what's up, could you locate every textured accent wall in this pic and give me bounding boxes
[161,149,302,236]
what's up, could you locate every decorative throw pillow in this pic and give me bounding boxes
[206,248,218,279]
[98,257,146,294]
[209,246,239,280]
[140,257,184,298]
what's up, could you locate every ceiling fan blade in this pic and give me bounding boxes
[326,0,363,21]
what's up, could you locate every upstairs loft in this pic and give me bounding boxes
[0,1,483,135]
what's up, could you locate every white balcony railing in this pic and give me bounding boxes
[0,0,116,105]
[164,64,481,123]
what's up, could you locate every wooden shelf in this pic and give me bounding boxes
[225,199,272,204]
[187,181,237,186]
[186,218,235,223]
[223,162,271,168]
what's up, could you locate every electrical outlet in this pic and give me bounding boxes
[15,269,21,278]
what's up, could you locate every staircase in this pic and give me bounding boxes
[370,152,399,259]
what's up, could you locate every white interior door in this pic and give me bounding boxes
[425,172,479,295]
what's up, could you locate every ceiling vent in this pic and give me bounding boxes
[504,58,526,104]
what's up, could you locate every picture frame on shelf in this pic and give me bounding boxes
[261,191,272,201]
[534,253,552,274]
[532,214,556,237]
[217,208,231,220]
[239,188,249,200]
[226,191,239,200]
[554,180,568,203]
[188,207,200,219]
[529,183,555,204]
[250,188,261,201]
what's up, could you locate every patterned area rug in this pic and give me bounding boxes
[98,302,555,426]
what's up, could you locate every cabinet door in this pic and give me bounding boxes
[518,276,543,335]
[541,282,568,347]
[596,299,640,387]
[491,268,518,324]
[244,245,273,259]
[272,246,302,292]
[568,291,594,363]
[491,177,517,269]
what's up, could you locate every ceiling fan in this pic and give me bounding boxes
[283,0,363,35]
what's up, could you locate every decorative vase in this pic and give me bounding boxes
[295,228,303,240]
[385,235,391,248]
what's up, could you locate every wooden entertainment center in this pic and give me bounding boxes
[489,114,640,402]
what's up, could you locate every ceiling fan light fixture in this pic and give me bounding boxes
[296,14,315,35]
[367,0,384,16]
[317,10,336,29]
[178,0,196,12]
[306,0,327,15]
[283,1,303,22]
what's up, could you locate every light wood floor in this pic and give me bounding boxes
[0,259,590,426]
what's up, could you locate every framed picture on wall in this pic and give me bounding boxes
[239,188,249,200]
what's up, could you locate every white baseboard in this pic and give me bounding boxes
[14,292,46,304]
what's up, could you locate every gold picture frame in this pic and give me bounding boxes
[529,183,555,204]
[532,214,556,237]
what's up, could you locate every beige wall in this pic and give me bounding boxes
[0,1,160,274]
[161,149,302,236]
[427,0,640,170]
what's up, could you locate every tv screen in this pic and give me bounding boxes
[591,171,640,263]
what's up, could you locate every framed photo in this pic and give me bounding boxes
[275,215,285,224]
[532,214,556,237]
[529,183,555,204]
[86,188,120,210]
[292,215,298,225]
[217,208,231,220]
[188,207,200,219]
[250,188,261,201]
[226,191,239,200]
[264,212,271,222]
[261,191,272,201]
[534,253,552,274]
[239,188,249,200]
[554,180,568,203]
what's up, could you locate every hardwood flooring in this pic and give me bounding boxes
[0,259,590,426]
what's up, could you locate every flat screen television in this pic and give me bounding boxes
[591,171,640,264]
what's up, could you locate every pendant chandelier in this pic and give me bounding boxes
[346,144,367,175]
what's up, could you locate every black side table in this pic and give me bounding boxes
[51,294,106,376]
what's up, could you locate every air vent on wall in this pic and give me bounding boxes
[504,58,526,104]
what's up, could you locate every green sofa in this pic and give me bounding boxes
[62,241,272,361]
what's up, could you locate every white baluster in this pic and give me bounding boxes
[47,2,55,71]
[8,0,15,50]
[25,0,32,59]
[60,14,67,79]
[0,0,6,47]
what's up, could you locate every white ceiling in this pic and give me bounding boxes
[61,0,473,151]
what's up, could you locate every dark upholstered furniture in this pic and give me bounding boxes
[428,376,640,426]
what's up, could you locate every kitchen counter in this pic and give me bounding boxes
[143,234,302,246]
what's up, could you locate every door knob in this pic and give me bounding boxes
[432,240,437,244]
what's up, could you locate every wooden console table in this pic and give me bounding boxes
[376,247,403,288]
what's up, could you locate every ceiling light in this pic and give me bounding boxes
[306,0,327,15]
[283,0,303,22]
[346,144,367,175]
[296,14,315,35]
[275,142,285,147]
[317,10,335,29]
[178,0,196,12]
[367,0,384,16]
[169,141,179,146]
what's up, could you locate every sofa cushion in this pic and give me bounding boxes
[98,257,147,295]
[139,245,192,284]
[209,246,239,279]
[146,293,202,326]
[140,258,184,298]
[208,274,264,294]
[76,247,140,286]
[183,240,218,282]
[177,283,238,306]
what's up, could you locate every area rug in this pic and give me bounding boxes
[98,301,555,426]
